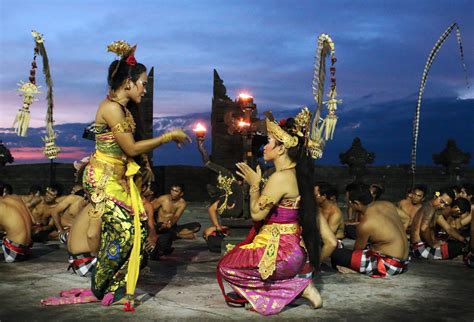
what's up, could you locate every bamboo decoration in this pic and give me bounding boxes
[13,31,61,159]
[306,33,341,159]
[410,23,469,184]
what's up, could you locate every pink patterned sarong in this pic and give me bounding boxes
[217,203,312,315]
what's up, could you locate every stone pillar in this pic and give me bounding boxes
[141,67,154,165]
[433,139,470,178]
[211,69,245,170]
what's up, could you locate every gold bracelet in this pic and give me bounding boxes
[160,132,173,144]
[249,183,260,194]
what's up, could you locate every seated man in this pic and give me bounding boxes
[202,199,230,253]
[397,184,427,229]
[446,197,471,234]
[369,183,385,201]
[152,184,200,255]
[410,188,467,260]
[67,204,100,276]
[0,195,33,262]
[142,184,159,258]
[331,187,409,277]
[30,184,62,242]
[343,182,370,239]
[21,185,43,212]
[314,182,345,247]
[50,189,88,242]
[466,206,474,268]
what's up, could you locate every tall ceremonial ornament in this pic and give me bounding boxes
[13,31,61,159]
[411,23,469,185]
[305,33,341,159]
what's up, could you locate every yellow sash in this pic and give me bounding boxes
[89,151,143,298]
[241,223,299,280]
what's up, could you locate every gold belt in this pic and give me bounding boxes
[89,153,126,177]
[258,223,299,280]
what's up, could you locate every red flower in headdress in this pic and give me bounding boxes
[279,119,287,126]
[126,55,137,66]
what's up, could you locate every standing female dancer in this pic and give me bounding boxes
[83,41,190,307]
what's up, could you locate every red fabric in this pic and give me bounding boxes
[3,238,30,255]
[216,222,261,304]
[350,249,363,271]
[72,256,94,267]
[440,243,450,259]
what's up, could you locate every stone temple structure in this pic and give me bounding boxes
[210,69,260,171]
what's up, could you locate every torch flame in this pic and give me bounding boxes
[237,119,251,128]
[193,123,207,133]
[238,93,253,100]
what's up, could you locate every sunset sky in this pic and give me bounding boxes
[0,1,472,165]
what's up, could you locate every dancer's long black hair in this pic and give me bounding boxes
[279,118,321,270]
[107,57,147,142]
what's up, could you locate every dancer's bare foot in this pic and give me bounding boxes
[301,283,322,309]
[336,265,357,274]
[111,297,129,306]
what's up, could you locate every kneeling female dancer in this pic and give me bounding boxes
[217,114,322,315]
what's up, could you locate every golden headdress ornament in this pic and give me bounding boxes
[266,118,299,149]
[107,40,134,57]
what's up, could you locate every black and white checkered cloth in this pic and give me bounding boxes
[1,237,31,263]
[68,253,97,277]
[352,249,409,278]
[410,242,446,260]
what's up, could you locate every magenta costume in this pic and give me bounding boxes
[217,198,312,315]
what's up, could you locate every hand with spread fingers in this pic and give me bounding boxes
[235,162,262,186]
[170,129,192,147]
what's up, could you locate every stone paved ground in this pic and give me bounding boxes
[1,202,473,321]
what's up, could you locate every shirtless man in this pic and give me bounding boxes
[410,188,467,260]
[466,209,474,268]
[331,187,409,277]
[141,185,159,257]
[314,182,345,246]
[0,195,33,262]
[152,184,200,238]
[397,184,427,229]
[67,204,100,276]
[152,184,200,255]
[50,189,88,242]
[447,197,471,232]
[21,185,43,212]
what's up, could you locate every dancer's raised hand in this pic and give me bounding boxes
[235,162,261,186]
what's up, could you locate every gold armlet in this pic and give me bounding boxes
[112,121,132,134]
[258,195,276,210]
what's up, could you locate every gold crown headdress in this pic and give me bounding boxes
[265,118,299,149]
[107,40,138,80]
[107,40,134,57]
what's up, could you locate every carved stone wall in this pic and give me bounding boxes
[1,163,473,202]
[211,69,246,170]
